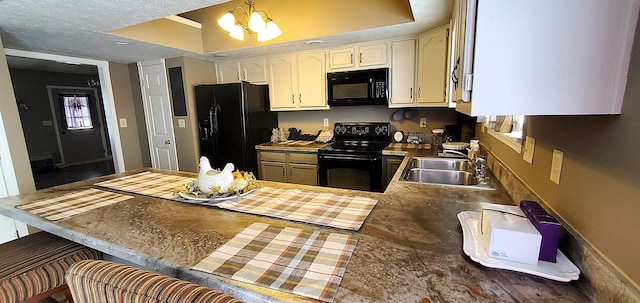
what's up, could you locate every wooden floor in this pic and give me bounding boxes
[33,159,115,190]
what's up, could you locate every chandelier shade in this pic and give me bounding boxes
[217,0,281,42]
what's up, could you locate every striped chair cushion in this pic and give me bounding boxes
[0,232,102,303]
[66,260,243,303]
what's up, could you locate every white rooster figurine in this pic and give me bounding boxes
[197,157,235,193]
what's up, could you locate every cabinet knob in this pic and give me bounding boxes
[292,94,295,104]
[418,87,421,99]
[410,88,413,99]
[299,94,302,103]
[350,53,354,64]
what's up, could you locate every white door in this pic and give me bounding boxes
[138,60,179,171]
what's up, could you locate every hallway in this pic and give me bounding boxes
[33,159,115,189]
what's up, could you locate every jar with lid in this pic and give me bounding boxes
[432,128,444,149]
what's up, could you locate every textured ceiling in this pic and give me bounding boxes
[0,0,451,64]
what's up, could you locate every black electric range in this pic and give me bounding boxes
[318,122,391,192]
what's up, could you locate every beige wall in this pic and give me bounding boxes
[109,62,143,170]
[0,37,36,194]
[166,57,216,172]
[476,21,640,287]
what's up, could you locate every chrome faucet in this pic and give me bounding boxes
[441,150,487,181]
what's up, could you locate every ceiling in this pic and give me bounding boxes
[0,0,452,65]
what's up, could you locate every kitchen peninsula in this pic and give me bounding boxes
[0,155,594,302]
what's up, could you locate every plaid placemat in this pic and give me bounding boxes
[94,172,377,231]
[16,188,133,221]
[192,222,357,302]
[216,187,377,231]
[94,171,192,199]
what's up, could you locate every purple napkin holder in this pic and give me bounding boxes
[520,200,561,263]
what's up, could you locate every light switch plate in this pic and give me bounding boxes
[523,136,535,164]
[323,118,329,127]
[550,149,563,185]
[119,118,127,128]
[178,119,186,128]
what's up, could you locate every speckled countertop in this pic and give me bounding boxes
[0,153,594,302]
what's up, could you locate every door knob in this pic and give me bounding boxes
[164,140,171,144]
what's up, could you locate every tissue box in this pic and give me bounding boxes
[520,200,561,262]
[479,203,542,265]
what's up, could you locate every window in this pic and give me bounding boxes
[481,115,525,152]
[61,95,93,130]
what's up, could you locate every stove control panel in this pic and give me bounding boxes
[333,122,391,140]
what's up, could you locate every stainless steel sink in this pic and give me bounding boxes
[400,157,495,189]
[403,169,478,185]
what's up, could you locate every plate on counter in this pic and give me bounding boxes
[457,211,580,282]
[178,189,255,203]
[442,142,469,150]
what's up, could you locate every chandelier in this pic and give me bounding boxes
[217,0,282,42]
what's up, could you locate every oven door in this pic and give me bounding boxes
[318,153,383,192]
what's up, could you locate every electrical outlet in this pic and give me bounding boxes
[178,119,186,128]
[419,118,427,128]
[550,149,563,185]
[323,118,329,127]
[119,118,127,128]
[523,136,535,164]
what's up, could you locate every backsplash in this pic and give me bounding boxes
[277,106,460,141]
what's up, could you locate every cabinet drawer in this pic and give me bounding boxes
[288,153,317,164]
[259,151,286,162]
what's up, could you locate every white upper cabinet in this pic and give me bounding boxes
[328,43,388,70]
[416,25,450,107]
[452,0,640,116]
[241,59,267,84]
[268,52,329,111]
[328,48,355,70]
[216,59,267,84]
[389,39,416,108]
[268,55,297,110]
[297,52,327,109]
[216,62,240,83]
[359,44,388,67]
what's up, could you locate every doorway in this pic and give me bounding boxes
[6,56,116,189]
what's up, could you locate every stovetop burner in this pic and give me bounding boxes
[319,122,391,156]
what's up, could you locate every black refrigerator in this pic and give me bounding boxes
[195,82,277,178]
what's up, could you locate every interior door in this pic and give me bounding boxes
[52,89,108,164]
[138,60,179,171]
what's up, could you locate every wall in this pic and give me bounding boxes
[165,57,216,173]
[128,63,151,168]
[277,106,462,141]
[0,37,35,195]
[109,62,143,170]
[476,21,640,288]
[8,68,109,164]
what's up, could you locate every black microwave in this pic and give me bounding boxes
[327,68,389,106]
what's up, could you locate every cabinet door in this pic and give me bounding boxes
[216,62,240,83]
[297,52,328,109]
[241,59,267,83]
[359,44,388,67]
[390,39,416,107]
[328,48,355,69]
[260,161,287,182]
[384,157,404,187]
[416,27,449,106]
[268,55,297,110]
[289,163,318,186]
